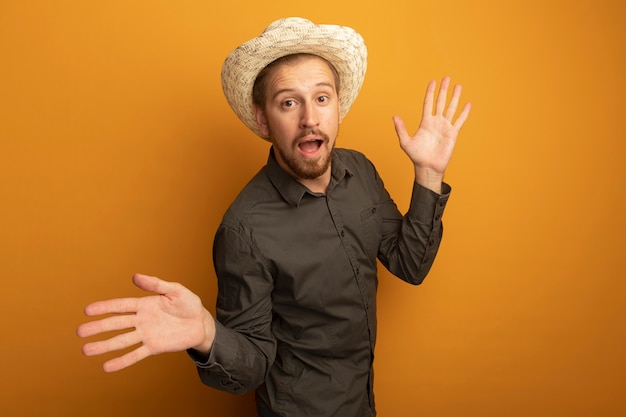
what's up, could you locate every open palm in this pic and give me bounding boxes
[77,273,214,372]
[393,77,471,182]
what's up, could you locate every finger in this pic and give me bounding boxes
[82,274,174,317]
[422,80,436,118]
[435,77,451,116]
[82,329,141,356]
[84,297,140,317]
[453,102,472,130]
[77,314,136,338]
[445,84,462,121]
[102,345,152,373]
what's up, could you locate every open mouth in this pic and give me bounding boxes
[298,139,323,155]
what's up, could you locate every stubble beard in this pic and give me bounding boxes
[274,128,334,180]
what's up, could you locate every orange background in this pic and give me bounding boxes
[1,0,625,416]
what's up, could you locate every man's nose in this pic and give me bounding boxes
[300,102,319,128]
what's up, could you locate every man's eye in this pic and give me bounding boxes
[318,96,328,103]
[283,100,295,108]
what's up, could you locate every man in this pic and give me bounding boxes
[77,17,471,417]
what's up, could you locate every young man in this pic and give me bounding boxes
[78,17,471,417]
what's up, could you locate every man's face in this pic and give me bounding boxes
[254,55,342,182]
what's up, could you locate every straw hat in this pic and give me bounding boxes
[221,17,368,140]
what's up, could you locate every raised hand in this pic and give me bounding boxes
[392,76,471,193]
[77,273,215,372]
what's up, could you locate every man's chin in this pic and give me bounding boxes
[290,155,331,180]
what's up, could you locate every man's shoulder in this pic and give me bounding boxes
[334,147,367,160]
[334,148,376,173]
[222,167,274,221]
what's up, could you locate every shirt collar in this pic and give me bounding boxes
[265,147,354,207]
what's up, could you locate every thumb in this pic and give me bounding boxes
[132,273,172,294]
[392,115,408,142]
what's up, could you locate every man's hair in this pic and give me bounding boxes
[252,53,341,109]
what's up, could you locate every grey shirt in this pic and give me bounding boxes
[191,148,450,417]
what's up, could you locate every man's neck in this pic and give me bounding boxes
[298,169,331,195]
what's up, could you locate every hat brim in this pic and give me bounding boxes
[221,17,368,140]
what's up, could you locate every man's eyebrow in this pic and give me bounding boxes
[271,88,295,100]
[271,82,336,100]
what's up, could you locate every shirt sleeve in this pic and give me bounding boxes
[189,223,277,395]
[377,180,451,285]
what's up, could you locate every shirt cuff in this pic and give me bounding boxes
[186,321,248,394]
[408,181,451,224]
[186,320,246,370]
[186,320,225,367]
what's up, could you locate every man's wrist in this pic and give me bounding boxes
[414,167,444,194]
[192,309,216,356]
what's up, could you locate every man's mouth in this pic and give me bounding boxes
[298,139,323,154]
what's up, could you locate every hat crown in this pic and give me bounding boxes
[263,17,312,33]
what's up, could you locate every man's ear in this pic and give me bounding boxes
[254,105,269,137]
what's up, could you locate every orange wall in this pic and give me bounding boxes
[1,1,625,416]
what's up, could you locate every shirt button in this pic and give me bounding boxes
[371,207,377,213]
[341,230,345,237]
[435,214,441,221]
